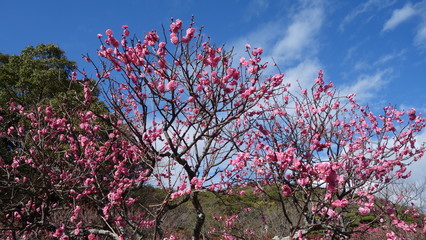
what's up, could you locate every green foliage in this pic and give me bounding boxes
[0,44,76,106]
[359,215,376,223]
[0,43,108,168]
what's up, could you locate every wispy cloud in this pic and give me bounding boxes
[230,0,325,64]
[230,21,283,56]
[284,59,321,90]
[415,24,426,48]
[373,50,406,65]
[342,38,371,65]
[383,3,417,32]
[408,128,426,182]
[340,68,393,103]
[340,0,396,31]
[244,0,270,21]
[272,4,324,63]
[382,0,426,48]
[352,50,406,71]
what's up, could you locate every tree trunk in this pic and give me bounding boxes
[191,192,205,240]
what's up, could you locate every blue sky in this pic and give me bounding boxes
[1,0,426,180]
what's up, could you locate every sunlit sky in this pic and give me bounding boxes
[1,0,426,181]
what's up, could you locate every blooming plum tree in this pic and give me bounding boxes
[86,18,287,240]
[226,70,426,239]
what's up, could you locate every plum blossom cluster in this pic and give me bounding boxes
[0,100,155,239]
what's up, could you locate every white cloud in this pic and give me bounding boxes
[373,50,406,65]
[340,0,396,31]
[229,0,325,68]
[340,68,392,103]
[415,24,426,47]
[244,0,270,21]
[383,3,417,32]
[407,128,426,182]
[341,0,378,29]
[272,5,324,63]
[352,50,406,71]
[381,0,426,49]
[230,21,283,57]
[343,44,360,63]
[284,59,321,90]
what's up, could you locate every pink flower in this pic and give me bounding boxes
[347,93,356,100]
[157,82,165,93]
[327,208,337,217]
[190,177,204,190]
[159,41,166,48]
[163,235,177,240]
[53,224,65,237]
[251,47,263,56]
[359,207,370,215]
[88,234,97,240]
[11,160,19,168]
[247,65,259,74]
[332,120,340,126]
[385,231,397,240]
[170,33,179,45]
[73,206,81,215]
[170,19,182,33]
[83,84,91,103]
[166,80,178,91]
[199,77,210,85]
[7,126,14,135]
[125,198,136,205]
[241,87,256,98]
[281,185,292,197]
[407,109,416,121]
[182,27,196,43]
[105,29,113,36]
[60,235,69,240]
[13,211,21,219]
[332,199,349,208]
[188,96,196,102]
[332,101,340,109]
[170,191,184,200]
[178,182,186,191]
[297,177,310,186]
[196,84,203,92]
[103,205,110,218]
